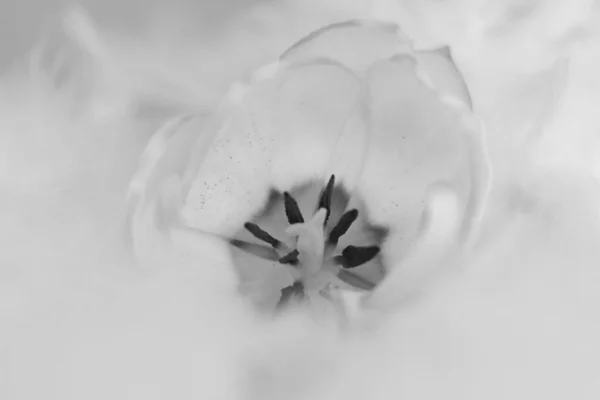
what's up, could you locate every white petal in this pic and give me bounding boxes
[180,58,366,235]
[358,54,490,262]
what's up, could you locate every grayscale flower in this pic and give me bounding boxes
[128,19,492,317]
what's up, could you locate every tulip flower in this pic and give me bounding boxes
[128,19,491,317]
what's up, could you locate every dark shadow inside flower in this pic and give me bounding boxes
[228,174,388,311]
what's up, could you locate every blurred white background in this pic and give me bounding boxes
[1,1,600,399]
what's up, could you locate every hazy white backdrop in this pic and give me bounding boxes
[1,0,600,399]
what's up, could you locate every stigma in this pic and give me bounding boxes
[286,208,327,276]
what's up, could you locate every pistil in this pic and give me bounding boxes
[285,208,327,277]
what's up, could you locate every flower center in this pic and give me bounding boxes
[228,175,387,310]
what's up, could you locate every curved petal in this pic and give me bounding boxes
[180,60,365,235]
[355,54,489,263]
[411,46,473,109]
[281,20,412,74]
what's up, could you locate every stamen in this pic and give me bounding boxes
[277,281,305,309]
[337,269,376,291]
[317,175,335,225]
[229,239,281,262]
[334,245,380,268]
[244,222,282,249]
[328,208,359,245]
[283,192,304,224]
[278,249,300,265]
[231,177,387,312]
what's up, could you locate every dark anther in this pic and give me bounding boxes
[337,269,376,291]
[229,239,280,262]
[277,281,305,309]
[334,245,380,268]
[328,208,358,245]
[317,175,335,225]
[283,192,304,224]
[244,222,281,249]
[278,249,300,265]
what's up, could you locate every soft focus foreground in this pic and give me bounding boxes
[1,1,600,400]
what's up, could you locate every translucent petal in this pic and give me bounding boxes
[174,20,488,241]
[180,61,364,235]
[280,20,412,73]
[357,55,485,260]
